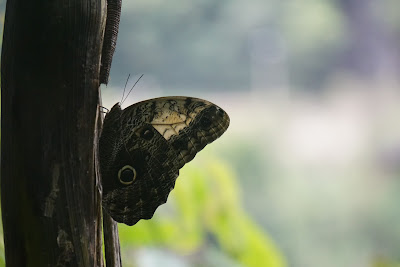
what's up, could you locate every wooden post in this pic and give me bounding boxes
[1,0,108,265]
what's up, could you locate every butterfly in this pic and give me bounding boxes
[99,96,229,225]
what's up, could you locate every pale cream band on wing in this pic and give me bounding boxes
[149,100,208,140]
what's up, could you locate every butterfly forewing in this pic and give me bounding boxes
[99,96,229,225]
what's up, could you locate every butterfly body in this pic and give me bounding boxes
[99,96,229,225]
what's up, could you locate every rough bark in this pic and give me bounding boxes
[100,0,122,84]
[97,95,122,267]
[1,0,107,265]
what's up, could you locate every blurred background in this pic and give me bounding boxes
[2,0,400,266]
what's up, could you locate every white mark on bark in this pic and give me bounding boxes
[57,229,74,266]
[43,164,60,217]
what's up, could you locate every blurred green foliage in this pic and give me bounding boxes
[118,153,286,267]
[372,258,400,267]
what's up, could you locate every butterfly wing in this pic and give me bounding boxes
[99,96,229,225]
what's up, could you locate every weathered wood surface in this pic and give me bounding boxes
[98,95,122,267]
[1,0,110,265]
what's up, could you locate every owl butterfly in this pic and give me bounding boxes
[99,96,229,225]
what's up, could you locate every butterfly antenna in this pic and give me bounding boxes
[120,74,131,103]
[121,74,144,105]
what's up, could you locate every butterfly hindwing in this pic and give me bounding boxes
[99,96,229,225]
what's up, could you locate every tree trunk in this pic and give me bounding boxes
[1,0,108,265]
